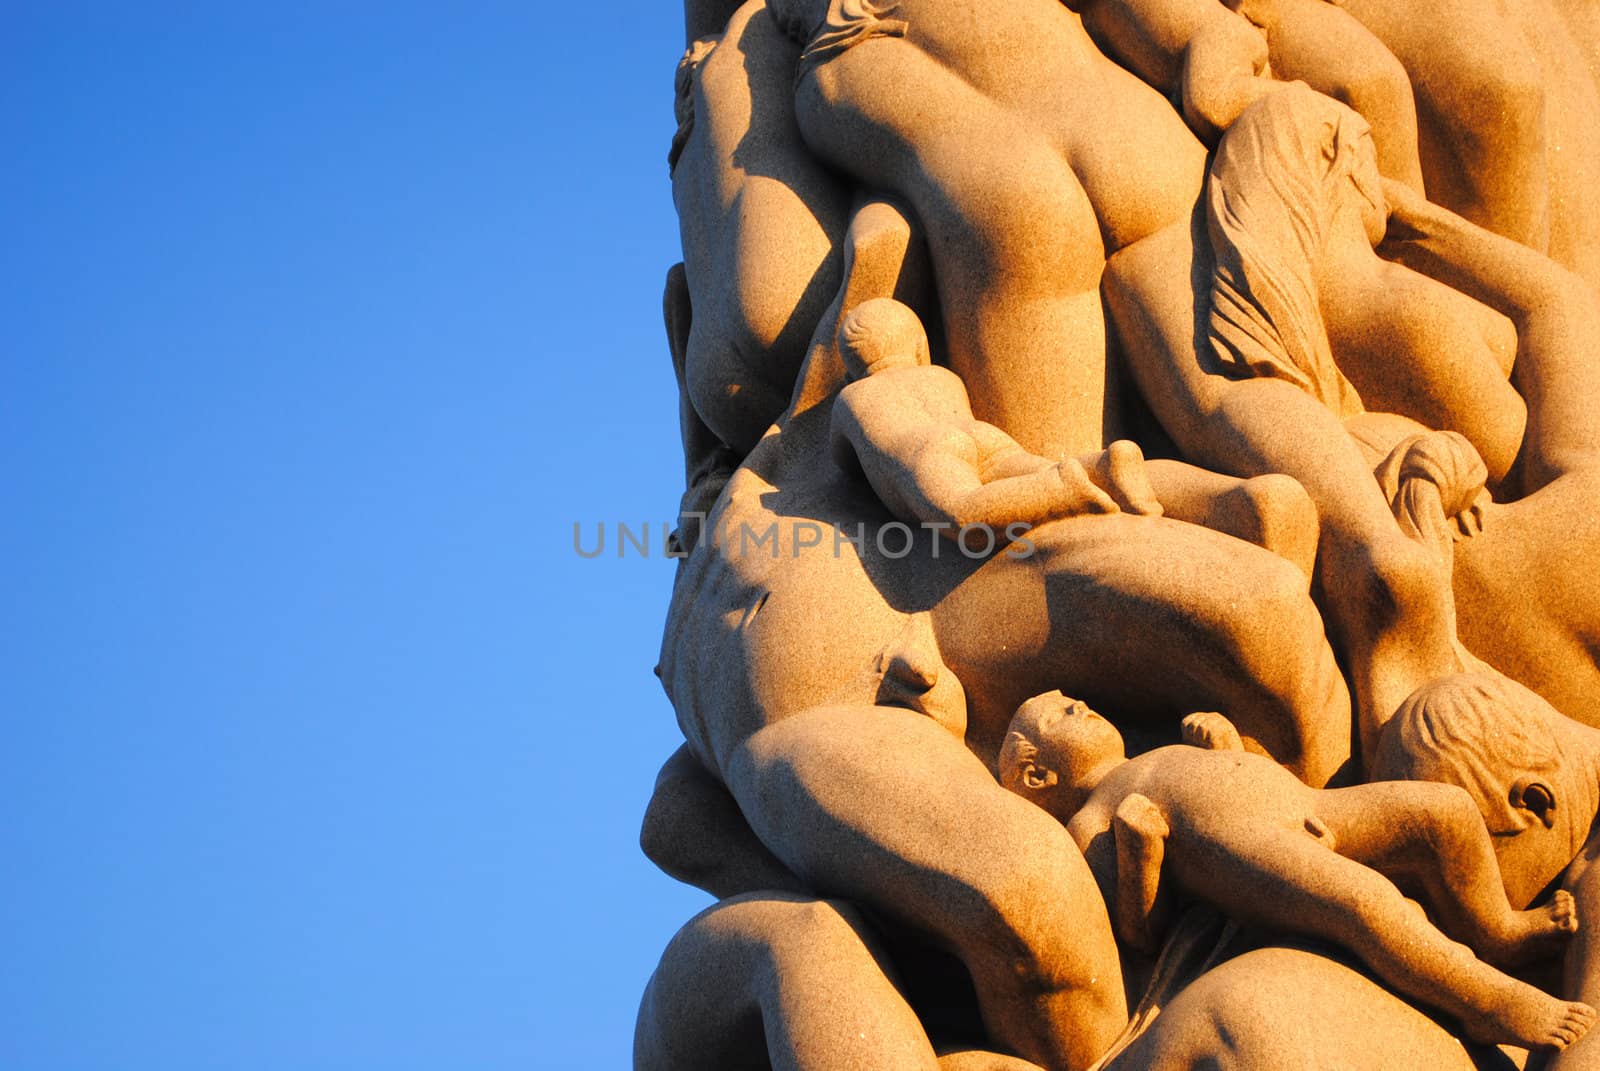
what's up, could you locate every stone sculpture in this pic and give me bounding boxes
[634,0,1600,1066]
[998,694,1590,1048]
[634,893,1043,1071]
[831,297,1162,536]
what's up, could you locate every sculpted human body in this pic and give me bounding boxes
[1362,178,1600,729]
[1081,0,1600,295]
[640,6,1600,1065]
[657,199,1354,1069]
[830,298,1161,537]
[1106,944,1508,1071]
[638,742,1543,1071]
[1328,0,1600,293]
[634,893,1044,1071]
[671,1,849,458]
[1071,0,1426,191]
[1001,695,1594,1051]
[1372,674,1600,1070]
[1105,87,1522,758]
[768,0,1208,459]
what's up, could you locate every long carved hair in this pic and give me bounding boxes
[1206,84,1380,418]
[767,0,908,73]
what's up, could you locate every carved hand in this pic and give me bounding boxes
[1182,711,1246,751]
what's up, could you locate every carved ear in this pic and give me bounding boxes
[1511,777,1558,830]
[1021,763,1058,793]
[1323,134,1340,164]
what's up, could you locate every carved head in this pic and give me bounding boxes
[999,691,1126,819]
[1372,671,1585,906]
[1204,84,1385,416]
[837,298,930,379]
[1216,83,1386,246]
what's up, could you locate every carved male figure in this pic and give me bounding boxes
[670,2,849,459]
[767,0,1211,460]
[1104,87,1513,759]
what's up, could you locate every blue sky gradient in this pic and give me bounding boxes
[3,4,708,1067]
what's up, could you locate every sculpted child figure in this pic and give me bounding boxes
[1374,673,1600,1070]
[999,691,1595,1052]
[830,298,1162,537]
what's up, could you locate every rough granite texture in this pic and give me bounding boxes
[635,2,1600,1067]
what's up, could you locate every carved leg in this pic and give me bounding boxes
[1144,460,1319,580]
[1316,780,1575,957]
[1105,946,1487,1071]
[1168,824,1594,1050]
[725,706,1128,1071]
[634,893,941,1071]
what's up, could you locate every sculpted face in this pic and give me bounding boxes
[1024,692,1126,780]
[1001,691,1127,814]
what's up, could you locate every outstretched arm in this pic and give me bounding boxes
[787,196,931,420]
[1379,181,1600,492]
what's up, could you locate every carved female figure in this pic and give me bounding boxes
[1107,86,1516,759]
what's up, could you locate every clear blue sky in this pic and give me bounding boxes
[3,4,709,1067]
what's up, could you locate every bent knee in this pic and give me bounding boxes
[967,837,1122,996]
